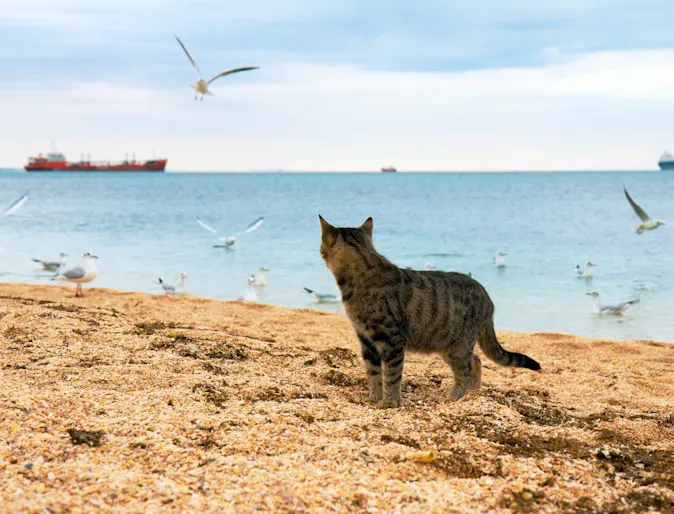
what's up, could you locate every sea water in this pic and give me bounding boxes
[1,170,673,342]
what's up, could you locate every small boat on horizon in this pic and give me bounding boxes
[381,165,397,173]
[658,151,674,170]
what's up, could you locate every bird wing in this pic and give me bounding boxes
[60,267,86,279]
[623,187,651,222]
[206,66,259,85]
[0,194,28,220]
[233,216,264,237]
[196,217,220,234]
[174,35,202,80]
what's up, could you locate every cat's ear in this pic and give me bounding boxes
[360,217,374,238]
[319,215,335,234]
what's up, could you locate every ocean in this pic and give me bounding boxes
[1,170,673,342]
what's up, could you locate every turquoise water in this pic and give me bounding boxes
[1,171,673,342]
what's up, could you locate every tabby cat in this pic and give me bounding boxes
[319,215,541,409]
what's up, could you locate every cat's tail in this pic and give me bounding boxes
[478,321,541,371]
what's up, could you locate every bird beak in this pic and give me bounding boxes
[91,255,99,259]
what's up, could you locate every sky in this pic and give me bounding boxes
[1,0,674,171]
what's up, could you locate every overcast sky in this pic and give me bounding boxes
[1,0,674,171]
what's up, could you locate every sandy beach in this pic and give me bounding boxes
[1,283,673,513]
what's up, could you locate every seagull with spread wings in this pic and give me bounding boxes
[174,35,259,101]
[624,186,666,234]
[196,216,264,247]
[0,194,28,220]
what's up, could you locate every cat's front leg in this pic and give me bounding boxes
[377,331,406,409]
[358,333,382,403]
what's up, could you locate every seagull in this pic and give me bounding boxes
[493,251,507,268]
[252,267,270,287]
[237,276,258,302]
[586,291,639,316]
[32,253,69,272]
[174,35,259,101]
[0,194,28,220]
[576,261,597,279]
[303,287,341,304]
[423,263,437,271]
[624,186,666,234]
[158,272,187,295]
[196,216,264,247]
[52,252,98,297]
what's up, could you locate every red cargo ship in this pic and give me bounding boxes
[24,149,167,172]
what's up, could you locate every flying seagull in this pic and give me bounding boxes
[174,35,259,101]
[158,272,187,294]
[586,291,639,316]
[196,216,264,247]
[0,194,28,220]
[52,252,98,297]
[623,186,666,234]
[32,252,69,272]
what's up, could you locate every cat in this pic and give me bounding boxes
[318,215,541,409]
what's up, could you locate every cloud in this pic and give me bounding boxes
[1,1,674,171]
[1,48,673,171]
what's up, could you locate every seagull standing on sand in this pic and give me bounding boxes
[303,287,341,303]
[252,267,270,287]
[0,194,28,220]
[174,35,259,101]
[586,291,639,316]
[33,253,69,272]
[53,252,98,297]
[196,216,264,248]
[158,272,187,295]
[624,186,666,234]
[493,251,507,268]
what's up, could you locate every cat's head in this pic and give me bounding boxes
[318,215,374,272]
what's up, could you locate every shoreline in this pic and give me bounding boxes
[1,283,673,512]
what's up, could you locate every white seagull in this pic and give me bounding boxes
[586,291,639,316]
[252,267,270,287]
[303,287,341,304]
[32,252,69,272]
[174,35,259,101]
[624,186,666,234]
[196,216,264,247]
[158,272,187,295]
[0,194,28,220]
[423,263,437,271]
[493,251,507,268]
[238,276,258,302]
[53,252,98,297]
[576,261,597,279]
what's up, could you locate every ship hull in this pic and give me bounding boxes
[25,161,167,172]
[658,161,674,170]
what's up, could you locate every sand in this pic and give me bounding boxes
[1,283,673,513]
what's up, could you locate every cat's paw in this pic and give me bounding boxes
[377,398,401,409]
[449,386,468,402]
[368,390,383,403]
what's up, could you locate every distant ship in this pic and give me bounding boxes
[658,151,674,170]
[24,147,167,172]
[381,165,397,173]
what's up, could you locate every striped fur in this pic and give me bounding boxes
[319,215,541,409]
